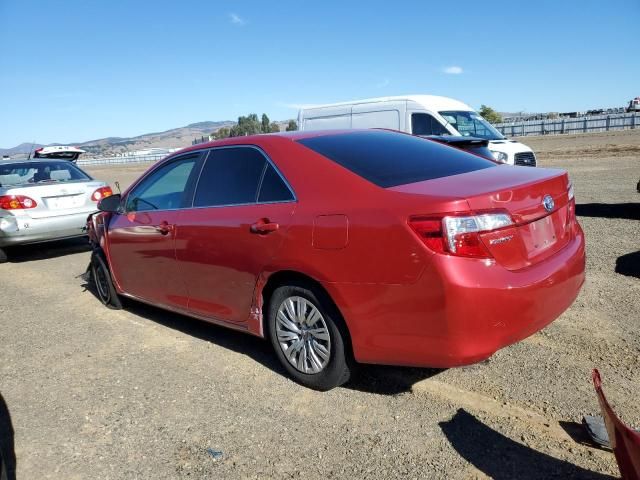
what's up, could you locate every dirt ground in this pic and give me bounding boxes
[1,130,638,479]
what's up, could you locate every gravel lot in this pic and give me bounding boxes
[1,130,638,479]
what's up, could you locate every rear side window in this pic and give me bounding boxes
[297,130,496,188]
[195,148,265,207]
[258,164,294,203]
[194,148,295,207]
[411,113,449,136]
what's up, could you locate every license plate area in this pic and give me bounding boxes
[522,214,558,255]
[45,194,85,210]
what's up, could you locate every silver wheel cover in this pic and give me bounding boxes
[276,296,331,374]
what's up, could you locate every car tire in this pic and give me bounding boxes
[91,252,122,310]
[267,282,354,391]
[0,248,6,264]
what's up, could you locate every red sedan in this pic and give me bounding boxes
[88,129,585,390]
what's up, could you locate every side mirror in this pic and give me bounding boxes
[98,193,122,213]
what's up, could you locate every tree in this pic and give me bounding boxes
[285,120,298,131]
[214,127,231,139]
[230,114,262,137]
[261,114,271,134]
[214,113,285,138]
[479,105,503,124]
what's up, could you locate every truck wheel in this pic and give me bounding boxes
[0,248,7,264]
[91,252,122,309]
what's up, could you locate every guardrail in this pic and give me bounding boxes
[495,112,639,137]
[78,153,167,166]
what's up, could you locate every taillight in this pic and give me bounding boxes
[407,218,447,253]
[568,183,575,201]
[565,179,576,225]
[409,212,513,258]
[0,195,38,210]
[91,186,113,202]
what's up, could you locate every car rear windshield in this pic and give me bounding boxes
[296,130,496,188]
[0,161,91,187]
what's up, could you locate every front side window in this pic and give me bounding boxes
[126,157,197,212]
[411,113,450,136]
[439,111,505,140]
[194,147,294,207]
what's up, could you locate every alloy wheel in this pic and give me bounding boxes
[275,296,331,374]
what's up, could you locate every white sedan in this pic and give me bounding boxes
[0,159,111,262]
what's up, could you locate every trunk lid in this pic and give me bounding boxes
[3,181,105,218]
[391,166,574,270]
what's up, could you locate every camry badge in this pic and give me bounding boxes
[489,235,514,246]
[543,195,554,212]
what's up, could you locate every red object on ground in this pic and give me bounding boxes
[593,369,640,480]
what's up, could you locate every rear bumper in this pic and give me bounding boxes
[0,210,94,247]
[325,226,586,368]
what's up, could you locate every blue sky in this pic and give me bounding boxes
[1,0,638,147]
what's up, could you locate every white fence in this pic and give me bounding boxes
[495,112,639,137]
[78,153,167,166]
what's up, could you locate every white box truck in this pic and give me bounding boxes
[298,95,537,166]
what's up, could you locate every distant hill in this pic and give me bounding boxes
[1,142,45,157]
[1,121,235,158]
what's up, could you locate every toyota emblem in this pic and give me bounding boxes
[543,195,554,212]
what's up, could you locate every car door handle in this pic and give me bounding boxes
[155,221,174,235]
[250,219,279,235]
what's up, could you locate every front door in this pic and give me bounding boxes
[175,146,296,324]
[107,153,201,309]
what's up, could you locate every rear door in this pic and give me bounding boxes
[107,153,202,308]
[176,146,296,324]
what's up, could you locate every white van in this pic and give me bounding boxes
[298,95,536,166]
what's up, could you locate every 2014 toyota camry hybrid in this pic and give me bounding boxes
[87,129,585,390]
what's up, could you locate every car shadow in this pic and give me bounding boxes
[109,295,286,377]
[615,251,640,280]
[440,409,616,479]
[4,237,91,263]
[0,393,16,480]
[80,274,445,395]
[345,365,444,395]
[575,203,640,220]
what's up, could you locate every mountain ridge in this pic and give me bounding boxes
[1,120,235,157]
